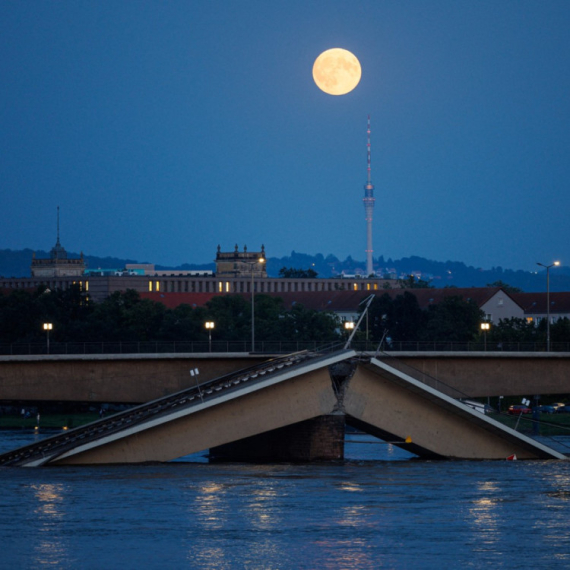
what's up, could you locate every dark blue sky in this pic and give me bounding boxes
[2,1,569,272]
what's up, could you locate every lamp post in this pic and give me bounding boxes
[344,321,355,347]
[537,261,560,352]
[205,321,215,352]
[245,256,265,352]
[43,323,53,354]
[480,322,490,351]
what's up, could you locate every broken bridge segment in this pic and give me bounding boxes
[346,357,566,460]
[0,349,355,467]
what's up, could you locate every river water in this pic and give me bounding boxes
[1,430,570,569]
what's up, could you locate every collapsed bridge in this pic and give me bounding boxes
[0,349,565,466]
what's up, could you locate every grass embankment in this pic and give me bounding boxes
[489,412,570,436]
[0,413,101,430]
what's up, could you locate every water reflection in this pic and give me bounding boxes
[31,483,69,567]
[248,486,278,530]
[194,482,226,529]
[466,480,501,549]
[313,483,377,569]
[187,477,286,568]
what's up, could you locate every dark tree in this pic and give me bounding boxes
[422,296,484,342]
[487,317,537,343]
[280,303,339,342]
[279,267,318,278]
[398,275,433,289]
[205,295,250,341]
[392,292,427,341]
[486,281,523,294]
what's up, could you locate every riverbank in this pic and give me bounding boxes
[489,411,570,436]
[0,413,101,430]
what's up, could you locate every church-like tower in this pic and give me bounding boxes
[30,207,86,277]
[363,115,375,276]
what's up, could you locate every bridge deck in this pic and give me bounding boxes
[347,358,566,460]
[0,350,340,467]
[0,350,565,466]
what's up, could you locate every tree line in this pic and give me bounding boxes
[1,285,568,346]
[0,286,339,344]
[364,291,570,345]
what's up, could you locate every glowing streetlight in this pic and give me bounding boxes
[480,322,490,351]
[537,261,560,352]
[43,323,53,354]
[205,321,215,352]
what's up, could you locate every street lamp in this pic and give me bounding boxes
[480,322,490,351]
[344,320,355,347]
[245,256,265,352]
[43,323,53,354]
[205,321,215,352]
[537,261,560,352]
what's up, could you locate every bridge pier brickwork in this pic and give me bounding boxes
[210,414,345,462]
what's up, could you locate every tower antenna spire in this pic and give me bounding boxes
[363,115,375,276]
[56,206,60,246]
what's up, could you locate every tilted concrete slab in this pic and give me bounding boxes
[17,350,355,466]
[347,358,565,460]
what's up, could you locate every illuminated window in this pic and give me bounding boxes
[374,283,378,290]
[218,282,223,293]
[353,283,358,291]
[366,283,371,290]
[149,281,153,292]
[85,281,89,291]
[156,281,160,292]
[225,282,230,292]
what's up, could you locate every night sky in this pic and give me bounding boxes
[2,1,569,272]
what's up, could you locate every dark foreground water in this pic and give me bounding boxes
[1,431,570,569]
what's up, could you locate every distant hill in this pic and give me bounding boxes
[1,248,569,293]
[266,251,570,292]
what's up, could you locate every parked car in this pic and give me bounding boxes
[556,405,570,414]
[539,405,555,414]
[508,404,532,415]
[551,403,566,411]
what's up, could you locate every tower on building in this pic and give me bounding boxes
[363,115,375,276]
[215,244,267,278]
[31,207,86,277]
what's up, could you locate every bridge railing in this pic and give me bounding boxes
[0,340,330,356]
[1,339,569,356]
[353,340,570,353]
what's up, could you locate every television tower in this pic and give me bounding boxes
[363,115,375,276]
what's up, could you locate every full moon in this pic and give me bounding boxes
[312,48,361,96]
